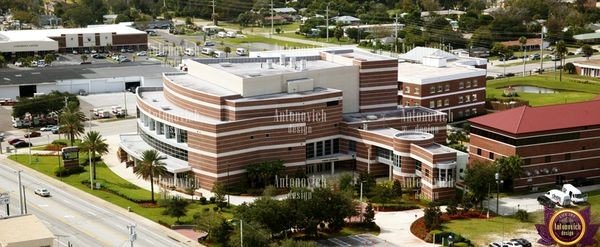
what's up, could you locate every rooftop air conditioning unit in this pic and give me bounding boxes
[160,105,171,110]
[152,99,158,102]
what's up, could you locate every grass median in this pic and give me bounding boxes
[9,154,233,226]
[486,72,600,106]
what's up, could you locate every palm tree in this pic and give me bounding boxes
[518,36,527,77]
[135,149,167,203]
[555,40,568,81]
[80,131,108,180]
[495,155,524,191]
[59,102,85,146]
[80,54,88,63]
[224,46,231,57]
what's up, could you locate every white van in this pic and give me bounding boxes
[217,31,227,38]
[236,48,247,56]
[213,50,226,58]
[226,31,236,38]
[561,184,587,203]
[201,47,214,55]
[545,189,571,207]
[184,48,195,56]
[99,110,111,118]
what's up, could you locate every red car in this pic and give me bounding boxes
[24,131,41,138]
[8,138,23,145]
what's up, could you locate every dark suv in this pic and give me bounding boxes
[537,195,555,208]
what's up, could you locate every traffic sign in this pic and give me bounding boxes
[0,193,9,205]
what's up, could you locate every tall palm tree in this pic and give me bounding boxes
[59,102,85,146]
[135,150,167,203]
[555,40,568,81]
[519,36,527,77]
[79,131,108,180]
[495,155,524,191]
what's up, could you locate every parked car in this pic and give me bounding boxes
[136,51,147,56]
[502,241,523,247]
[538,195,556,208]
[204,41,216,47]
[34,188,50,197]
[120,48,127,53]
[8,138,23,145]
[13,141,32,148]
[217,31,227,38]
[226,31,236,38]
[92,54,106,59]
[126,49,134,53]
[24,131,41,138]
[40,125,56,131]
[14,61,23,67]
[510,238,531,247]
[156,51,167,57]
[118,58,131,63]
[534,68,545,73]
[78,89,88,96]
[529,54,540,60]
[72,50,78,54]
[236,48,247,56]
[505,72,515,77]
[51,126,60,134]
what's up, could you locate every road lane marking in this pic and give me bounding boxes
[87,211,97,216]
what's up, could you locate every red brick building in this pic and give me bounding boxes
[468,100,600,191]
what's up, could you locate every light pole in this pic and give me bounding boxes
[360,181,364,202]
[499,53,507,77]
[326,2,331,42]
[495,172,503,215]
[27,127,31,165]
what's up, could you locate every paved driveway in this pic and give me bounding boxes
[317,234,394,247]
[375,209,429,247]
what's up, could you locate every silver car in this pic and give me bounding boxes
[34,188,50,197]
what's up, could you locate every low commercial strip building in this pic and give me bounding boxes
[0,214,55,247]
[468,100,600,191]
[0,23,147,59]
[120,48,467,201]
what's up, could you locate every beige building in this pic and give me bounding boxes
[0,214,55,247]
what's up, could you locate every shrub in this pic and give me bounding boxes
[515,209,529,222]
[54,166,85,177]
[52,140,68,146]
[199,196,207,205]
[203,208,210,212]
[209,196,216,203]
[213,206,219,212]
[446,201,458,215]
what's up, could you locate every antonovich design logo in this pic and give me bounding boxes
[536,207,599,246]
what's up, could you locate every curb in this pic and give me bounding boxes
[1,156,203,247]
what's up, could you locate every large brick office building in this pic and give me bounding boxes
[119,48,467,201]
[468,100,600,191]
[398,47,487,122]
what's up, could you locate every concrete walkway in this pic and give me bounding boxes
[102,134,273,205]
[375,209,430,247]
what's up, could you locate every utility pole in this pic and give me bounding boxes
[240,219,243,247]
[394,13,399,54]
[270,0,274,38]
[17,171,23,214]
[127,224,137,247]
[326,3,330,42]
[211,0,216,25]
[22,185,27,214]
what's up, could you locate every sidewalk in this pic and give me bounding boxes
[375,209,429,247]
[102,135,268,205]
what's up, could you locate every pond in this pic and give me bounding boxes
[502,86,557,94]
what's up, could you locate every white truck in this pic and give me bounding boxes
[561,184,587,204]
[545,189,572,207]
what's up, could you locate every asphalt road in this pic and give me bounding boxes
[487,53,600,76]
[0,159,187,247]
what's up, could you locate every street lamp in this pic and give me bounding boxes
[499,53,507,77]
[495,172,504,215]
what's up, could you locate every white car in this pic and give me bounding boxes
[40,125,56,131]
[14,61,23,67]
[136,51,147,56]
[34,188,50,197]
[503,241,523,247]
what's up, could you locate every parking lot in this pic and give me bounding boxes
[316,234,395,247]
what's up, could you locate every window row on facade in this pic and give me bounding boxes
[139,111,188,143]
[427,93,479,109]
[139,127,189,161]
[403,79,480,96]
[306,138,340,159]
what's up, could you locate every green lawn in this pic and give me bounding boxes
[277,32,356,45]
[443,190,600,245]
[9,154,233,225]
[486,73,600,106]
[222,34,317,49]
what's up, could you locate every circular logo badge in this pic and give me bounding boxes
[548,209,586,245]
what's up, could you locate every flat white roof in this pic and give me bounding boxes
[164,72,239,97]
[397,62,486,84]
[119,133,192,173]
[0,215,54,246]
[0,24,145,42]
[205,59,343,78]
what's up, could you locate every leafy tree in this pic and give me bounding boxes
[270,239,317,247]
[0,54,6,68]
[224,46,231,57]
[246,160,284,188]
[555,40,568,81]
[161,196,190,224]
[564,62,576,74]
[44,54,56,66]
[372,181,396,207]
[13,91,78,118]
[363,202,375,226]
[59,102,86,146]
[346,28,370,43]
[334,26,344,41]
[79,131,108,180]
[228,221,270,247]
[80,54,88,62]
[491,43,513,58]
[423,202,442,231]
[212,182,227,209]
[392,179,403,197]
[495,155,524,191]
[463,160,496,207]
[446,200,458,215]
[135,149,167,203]
[338,173,354,192]
[582,44,594,59]
[356,172,377,196]
[195,211,231,243]
[235,196,290,237]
